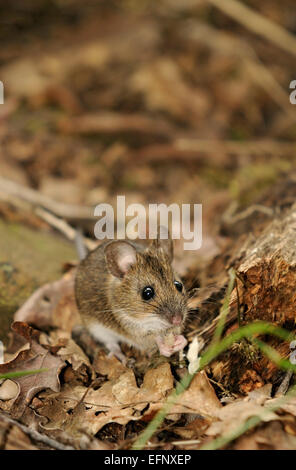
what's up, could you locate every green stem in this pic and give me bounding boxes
[211,267,236,344]
[132,322,295,450]
[0,369,48,380]
[201,380,296,450]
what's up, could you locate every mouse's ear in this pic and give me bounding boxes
[150,225,173,262]
[104,241,137,278]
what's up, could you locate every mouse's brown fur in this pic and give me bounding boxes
[75,231,188,358]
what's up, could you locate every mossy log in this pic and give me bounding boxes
[0,219,76,343]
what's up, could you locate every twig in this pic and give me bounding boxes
[35,207,97,251]
[275,369,293,397]
[175,139,296,158]
[0,412,74,450]
[206,0,296,57]
[222,204,274,225]
[132,140,296,165]
[182,21,296,124]
[171,439,201,446]
[59,111,174,138]
[0,177,94,223]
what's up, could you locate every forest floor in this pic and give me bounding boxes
[0,0,296,450]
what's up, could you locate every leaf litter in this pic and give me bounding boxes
[0,271,224,448]
[1,0,296,451]
[2,275,296,450]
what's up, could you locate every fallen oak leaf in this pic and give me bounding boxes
[33,363,175,437]
[170,371,222,418]
[35,364,221,440]
[232,420,296,450]
[39,330,94,383]
[173,415,211,440]
[0,322,65,418]
[0,370,48,402]
[93,350,128,380]
[205,398,278,438]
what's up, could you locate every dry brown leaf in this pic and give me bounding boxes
[33,363,174,437]
[131,59,210,123]
[206,398,278,438]
[267,395,296,418]
[14,270,80,333]
[174,416,211,440]
[42,330,92,373]
[233,421,296,450]
[0,380,19,401]
[93,350,128,380]
[0,322,65,418]
[1,20,159,99]
[171,371,222,418]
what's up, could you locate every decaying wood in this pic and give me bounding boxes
[208,202,296,394]
[237,202,296,325]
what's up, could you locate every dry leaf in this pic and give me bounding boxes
[0,380,19,401]
[171,371,222,418]
[233,421,296,450]
[33,362,174,437]
[206,399,278,437]
[4,422,38,450]
[93,350,128,380]
[14,270,80,333]
[131,59,210,123]
[0,322,65,418]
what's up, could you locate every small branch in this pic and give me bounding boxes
[0,177,94,223]
[175,139,296,158]
[0,413,75,450]
[182,21,296,124]
[59,111,174,138]
[132,140,296,165]
[206,0,296,57]
[35,207,97,251]
[275,370,293,397]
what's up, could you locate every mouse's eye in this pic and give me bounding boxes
[142,286,155,301]
[174,280,183,292]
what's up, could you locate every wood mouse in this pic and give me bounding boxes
[74,227,188,362]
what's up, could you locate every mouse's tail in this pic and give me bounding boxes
[75,228,88,260]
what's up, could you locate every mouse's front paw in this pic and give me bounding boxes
[172,335,187,352]
[107,343,127,365]
[156,334,187,358]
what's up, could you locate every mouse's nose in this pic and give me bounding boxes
[172,315,182,325]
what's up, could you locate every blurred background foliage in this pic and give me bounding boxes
[0,0,296,338]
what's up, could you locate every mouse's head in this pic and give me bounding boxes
[104,227,188,335]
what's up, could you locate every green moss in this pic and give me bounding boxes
[0,219,76,342]
[200,167,233,189]
[229,160,292,205]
